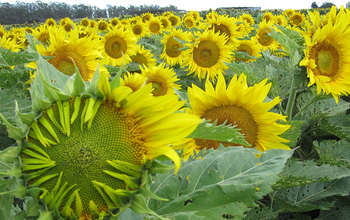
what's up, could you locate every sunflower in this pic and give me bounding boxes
[205,10,219,22]
[299,8,350,103]
[0,27,6,38]
[240,13,255,26]
[255,20,280,51]
[131,20,148,39]
[181,29,234,80]
[109,17,120,27]
[0,57,201,219]
[45,18,56,27]
[262,11,275,23]
[182,15,197,29]
[32,24,61,46]
[141,12,154,23]
[96,19,110,32]
[275,14,288,27]
[186,11,201,22]
[234,37,262,62]
[289,11,305,27]
[178,72,291,158]
[168,14,181,27]
[60,17,74,32]
[284,9,295,19]
[101,27,138,66]
[80,17,90,27]
[146,17,163,35]
[30,28,105,82]
[207,15,240,47]
[90,20,97,28]
[121,72,147,92]
[130,45,157,68]
[0,34,21,52]
[141,64,181,96]
[160,28,191,66]
[160,16,172,30]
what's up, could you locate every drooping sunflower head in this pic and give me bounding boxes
[89,20,97,28]
[299,8,350,103]
[141,63,181,96]
[181,29,234,80]
[187,72,291,153]
[46,18,56,27]
[160,16,172,30]
[168,14,181,27]
[255,20,279,51]
[130,45,157,68]
[101,27,138,66]
[0,52,201,219]
[160,28,191,66]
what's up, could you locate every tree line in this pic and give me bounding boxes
[0,1,178,25]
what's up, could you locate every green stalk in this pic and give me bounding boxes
[285,77,298,120]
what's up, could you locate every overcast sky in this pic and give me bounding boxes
[1,0,349,11]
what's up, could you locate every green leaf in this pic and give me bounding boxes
[0,48,35,67]
[317,196,350,220]
[148,146,294,219]
[174,89,190,108]
[244,207,279,220]
[274,158,350,190]
[118,208,144,220]
[187,119,250,146]
[0,178,16,220]
[314,140,350,168]
[274,177,350,212]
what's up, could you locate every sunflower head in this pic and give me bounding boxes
[147,17,163,35]
[235,37,262,62]
[97,19,110,32]
[131,21,148,39]
[46,18,56,27]
[255,20,279,51]
[187,72,291,153]
[109,17,120,27]
[130,45,157,68]
[0,51,201,219]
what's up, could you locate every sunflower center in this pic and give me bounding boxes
[212,24,231,43]
[293,18,300,25]
[105,36,127,59]
[186,20,193,27]
[133,26,142,35]
[310,40,340,80]
[237,44,253,55]
[166,37,183,57]
[195,105,258,150]
[150,23,160,33]
[193,41,220,68]
[49,50,89,81]
[130,53,147,66]
[147,77,167,96]
[169,17,177,26]
[22,98,145,218]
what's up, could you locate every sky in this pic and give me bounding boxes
[1,0,349,11]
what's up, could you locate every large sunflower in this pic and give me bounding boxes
[299,8,350,103]
[101,27,138,66]
[234,37,262,62]
[0,57,201,220]
[181,29,234,80]
[177,72,291,158]
[141,63,181,96]
[30,28,105,81]
[160,28,191,66]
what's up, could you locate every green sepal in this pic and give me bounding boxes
[110,60,124,91]
[130,194,166,219]
[70,58,87,97]
[37,210,54,220]
[138,185,169,202]
[87,64,102,98]
[39,72,71,103]
[15,100,36,127]
[0,146,20,163]
[106,160,142,177]
[0,113,25,140]
[148,159,175,175]
[70,96,81,124]
[30,76,54,114]
[61,189,77,218]
[31,173,59,187]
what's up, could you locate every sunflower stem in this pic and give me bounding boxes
[285,77,298,121]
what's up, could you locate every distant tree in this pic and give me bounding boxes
[346,1,350,8]
[320,2,335,8]
[311,2,318,8]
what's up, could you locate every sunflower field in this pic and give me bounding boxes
[0,5,350,220]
